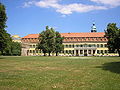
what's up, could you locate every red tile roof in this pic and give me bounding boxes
[61,32,105,37]
[22,34,39,39]
[22,32,105,39]
[22,32,107,43]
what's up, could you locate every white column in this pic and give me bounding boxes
[78,50,80,56]
[83,50,84,56]
[91,50,93,55]
[74,50,76,56]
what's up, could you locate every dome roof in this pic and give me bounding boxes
[12,35,21,38]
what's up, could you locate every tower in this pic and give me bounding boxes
[91,22,97,32]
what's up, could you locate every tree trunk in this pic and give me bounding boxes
[44,53,46,56]
[49,52,51,56]
[56,52,58,56]
[117,49,120,57]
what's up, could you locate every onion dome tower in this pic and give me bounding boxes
[91,22,97,32]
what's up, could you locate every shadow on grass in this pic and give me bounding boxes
[96,62,120,74]
[0,57,4,59]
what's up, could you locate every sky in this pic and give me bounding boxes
[1,0,120,37]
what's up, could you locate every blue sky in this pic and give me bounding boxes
[1,0,120,37]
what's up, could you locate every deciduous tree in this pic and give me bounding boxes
[0,3,12,55]
[37,26,56,56]
[105,23,120,56]
[55,31,64,56]
[37,26,64,56]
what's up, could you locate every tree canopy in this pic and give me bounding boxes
[105,23,120,56]
[0,3,21,56]
[37,26,64,56]
[0,3,12,55]
[55,31,64,56]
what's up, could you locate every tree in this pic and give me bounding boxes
[0,3,12,55]
[55,31,64,56]
[37,26,56,56]
[46,27,56,56]
[105,23,120,56]
[38,30,48,56]
[37,26,64,56]
[11,42,21,56]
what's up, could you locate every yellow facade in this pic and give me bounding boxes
[21,32,118,56]
[24,42,118,56]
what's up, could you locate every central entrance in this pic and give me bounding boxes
[84,50,87,56]
[74,47,97,56]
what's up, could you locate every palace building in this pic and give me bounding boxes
[21,23,117,56]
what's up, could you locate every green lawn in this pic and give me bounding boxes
[0,56,120,90]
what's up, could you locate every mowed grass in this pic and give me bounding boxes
[0,56,120,90]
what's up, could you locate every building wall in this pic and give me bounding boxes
[21,42,117,56]
[21,33,118,56]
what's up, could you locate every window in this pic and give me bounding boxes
[105,50,107,53]
[72,44,74,48]
[33,45,36,48]
[72,50,74,54]
[80,50,83,54]
[36,50,38,53]
[39,50,41,53]
[88,44,91,47]
[101,50,103,53]
[30,50,32,53]
[97,50,100,54]
[91,44,95,47]
[84,44,87,47]
[33,50,35,53]
[69,45,71,48]
[76,45,79,47]
[69,50,71,53]
[80,45,83,47]
[97,44,99,48]
[105,44,107,47]
[88,50,91,54]
[101,44,103,47]
[66,45,68,48]
[66,50,68,53]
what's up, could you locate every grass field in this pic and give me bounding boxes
[0,56,120,90]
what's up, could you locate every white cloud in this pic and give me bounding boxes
[90,0,120,7]
[56,3,107,15]
[23,1,35,7]
[23,0,120,15]
[35,0,60,8]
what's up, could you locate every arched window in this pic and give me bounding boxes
[33,45,36,48]
[97,44,99,48]
[72,44,74,48]
[30,50,32,53]
[66,50,68,53]
[69,45,71,48]
[65,45,68,48]
[101,44,103,47]
[76,45,79,47]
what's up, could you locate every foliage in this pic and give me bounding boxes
[0,3,21,56]
[105,23,120,56]
[2,42,21,56]
[11,42,21,56]
[55,31,64,56]
[37,26,63,56]
[0,3,11,54]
